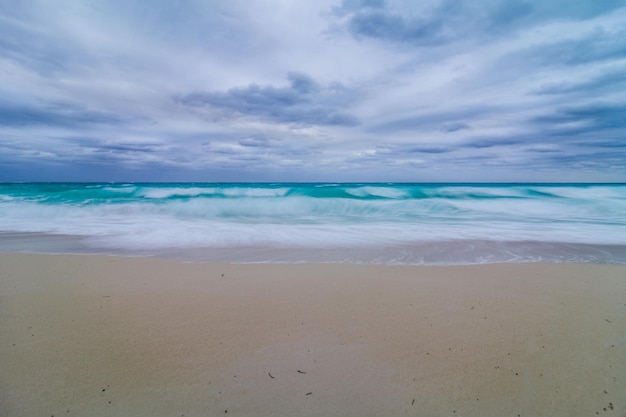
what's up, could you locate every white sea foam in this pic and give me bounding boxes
[102,185,137,193]
[345,186,409,199]
[219,187,290,197]
[1,183,625,264]
[1,198,625,250]
[137,187,218,199]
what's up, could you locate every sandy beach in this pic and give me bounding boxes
[1,253,624,416]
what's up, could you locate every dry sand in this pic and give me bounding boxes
[1,253,625,416]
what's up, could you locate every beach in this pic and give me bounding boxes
[1,253,624,416]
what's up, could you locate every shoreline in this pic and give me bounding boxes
[1,253,625,416]
[2,232,626,265]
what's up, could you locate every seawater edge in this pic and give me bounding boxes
[2,232,626,265]
[1,182,625,264]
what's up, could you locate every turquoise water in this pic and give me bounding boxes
[1,183,625,264]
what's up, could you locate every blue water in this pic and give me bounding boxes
[1,183,625,264]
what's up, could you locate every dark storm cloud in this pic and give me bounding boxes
[531,103,626,135]
[370,105,492,133]
[176,72,359,127]
[535,70,626,96]
[500,28,626,71]
[336,0,626,46]
[440,122,470,133]
[347,9,446,45]
[334,0,456,45]
[0,103,126,127]
[238,137,271,148]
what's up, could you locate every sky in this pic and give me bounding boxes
[1,0,625,182]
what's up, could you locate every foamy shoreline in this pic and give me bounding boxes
[2,232,626,265]
[3,183,626,261]
[1,253,625,416]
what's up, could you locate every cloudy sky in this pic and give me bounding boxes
[1,0,625,182]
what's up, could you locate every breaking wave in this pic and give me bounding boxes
[1,182,625,264]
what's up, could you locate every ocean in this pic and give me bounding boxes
[1,182,625,264]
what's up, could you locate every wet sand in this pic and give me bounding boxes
[1,253,625,416]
